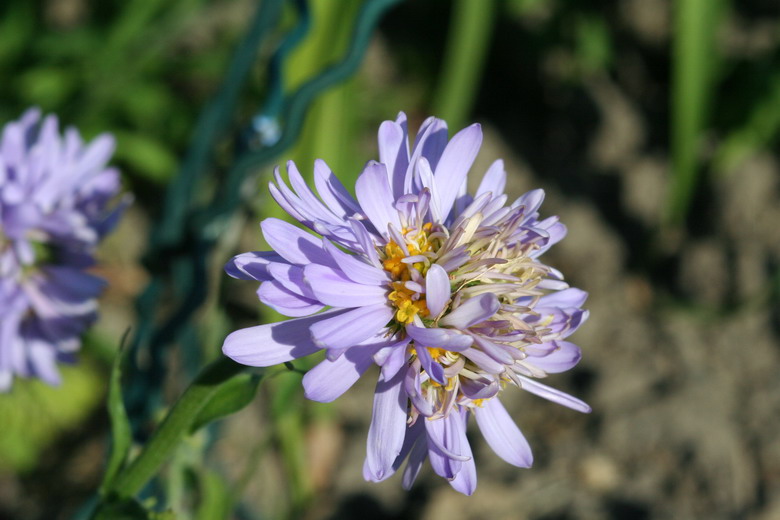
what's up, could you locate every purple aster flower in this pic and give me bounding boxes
[0,108,128,391]
[223,112,590,494]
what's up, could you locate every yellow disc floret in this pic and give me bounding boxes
[388,281,428,324]
[381,223,438,325]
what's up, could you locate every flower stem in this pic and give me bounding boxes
[108,357,246,500]
[433,0,496,130]
[665,0,723,228]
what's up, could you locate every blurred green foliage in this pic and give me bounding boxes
[0,363,103,471]
[0,0,260,483]
[0,0,246,185]
[714,68,780,174]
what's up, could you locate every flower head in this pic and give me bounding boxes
[0,108,128,391]
[224,112,590,494]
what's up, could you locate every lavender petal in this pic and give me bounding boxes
[260,218,332,266]
[415,343,446,384]
[433,123,482,219]
[304,264,388,307]
[425,413,467,479]
[378,119,409,197]
[425,264,450,318]
[537,287,589,308]
[310,303,393,350]
[517,375,592,413]
[439,293,500,329]
[526,341,582,373]
[313,159,361,218]
[474,397,533,467]
[401,430,429,490]
[323,239,389,285]
[449,410,477,495]
[303,345,379,402]
[365,368,408,481]
[406,324,473,351]
[355,161,401,236]
[257,281,324,317]
[378,339,411,380]
[475,159,507,199]
[222,311,344,366]
[405,364,435,417]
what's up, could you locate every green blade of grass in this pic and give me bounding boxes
[666,0,724,228]
[99,338,133,496]
[433,0,497,130]
[714,70,780,174]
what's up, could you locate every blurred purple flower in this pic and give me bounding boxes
[223,112,590,494]
[0,108,128,391]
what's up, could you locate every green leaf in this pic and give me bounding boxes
[113,131,178,183]
[117,82,175,128]
[107,358,246,500]
[575,15,612,74]
[0,2,34,66]
[666,0,725,227]
[195,469,233,520]
[189,373,262,433]
[714,71,780,173]
[432,0,496,131]
[99,336,133,495]
[93,499,148,520]
[150,512,177,520]
[93,499,177,520]
[16,67,77,108]
[505,0,550,17]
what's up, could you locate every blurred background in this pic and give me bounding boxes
[1,0,780,518]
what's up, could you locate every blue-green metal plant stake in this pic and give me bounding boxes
[124,0,401,433]
[87,1,402,517]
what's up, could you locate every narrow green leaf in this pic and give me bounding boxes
[195,469,233,520]
[99,335,133,496]
[575,15,612,74]
[269,374,312,516]
[189,373,263,433]
[113,131,178,184]
[666,0,724,227]
[433,0,496,130]
[107,358,245,500]
[714,71,780,173]
[93,499,148,520]
[505,0,549,17]
[93,498,177,520]
[16,67,77,108]
[0,2,34,66]
[150,512,177,520]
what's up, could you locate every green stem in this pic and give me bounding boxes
[108,358,245,500]
[665,0,723,228]
[433,0,496,129]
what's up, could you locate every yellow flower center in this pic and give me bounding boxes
[388,283,428,324]
[382,223,437,325]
